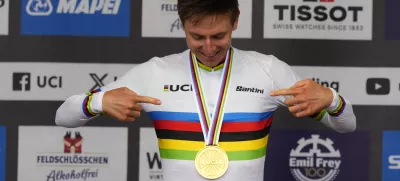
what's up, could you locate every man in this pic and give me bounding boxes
[55,0,356,180]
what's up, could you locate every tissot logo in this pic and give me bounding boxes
[236,86,264,94]
[163,84,193,92]
[274,0,363,22]
[264,0,372,40]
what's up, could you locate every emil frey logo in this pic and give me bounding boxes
[289,134,341,181]
[26,0,53,16]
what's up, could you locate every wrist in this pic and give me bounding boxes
[326,87,339,112]
[91,91,105,114]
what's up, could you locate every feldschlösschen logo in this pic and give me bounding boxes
[289,134,341,181]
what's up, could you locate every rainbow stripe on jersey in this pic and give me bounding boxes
[149,111,273,161]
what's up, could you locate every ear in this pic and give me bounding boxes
[233,9,240,31]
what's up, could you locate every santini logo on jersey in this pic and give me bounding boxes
[26,0,121,16]
[236,86,264,94]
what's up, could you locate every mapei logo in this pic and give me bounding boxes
[163,84,193,92]
[26,0,121,16]
[21,0,130,36]
[289,134,341,181]
[26,0,52,16]
[63,131,83,154]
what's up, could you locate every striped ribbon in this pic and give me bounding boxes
[189,47,234,146]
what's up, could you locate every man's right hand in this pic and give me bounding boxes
[102,87,161,121]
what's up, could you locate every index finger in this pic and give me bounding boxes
[135,95,162,105]
[270,88,299,97]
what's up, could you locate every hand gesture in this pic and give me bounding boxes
[102,87,161,121]
[270,79,333,117]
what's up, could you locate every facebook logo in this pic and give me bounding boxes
[13,73,31,91]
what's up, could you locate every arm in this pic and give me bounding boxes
[310,88,356,133]
[259,55,356,133]
[55,58,157,128]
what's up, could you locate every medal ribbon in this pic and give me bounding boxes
[189,47,233,146]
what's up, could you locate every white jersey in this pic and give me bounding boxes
[55,47,356,181]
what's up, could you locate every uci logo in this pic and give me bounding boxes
[164,84,193,92]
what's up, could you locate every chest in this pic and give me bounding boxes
[144,65,279,114]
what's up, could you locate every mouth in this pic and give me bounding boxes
[200,50,220,59]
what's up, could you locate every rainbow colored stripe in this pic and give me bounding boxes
[328,95,346,117]
[82,88,101,118]
[311,95,346,120]
[209,49,233,145]
[189,47,234,146]
[149,111,274,161]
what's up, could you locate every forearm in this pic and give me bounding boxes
[55,90,104,128]
[311,88,357,133]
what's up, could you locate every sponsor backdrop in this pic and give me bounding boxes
[0,0,399,181]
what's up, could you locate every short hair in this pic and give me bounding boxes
[177,0,239,26]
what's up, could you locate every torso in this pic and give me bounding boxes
[142,48,280,181]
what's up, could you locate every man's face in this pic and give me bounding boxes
[183,12,238,67]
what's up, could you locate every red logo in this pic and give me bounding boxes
[64,131,83,153]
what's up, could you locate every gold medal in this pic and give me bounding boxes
[195,146,229,179]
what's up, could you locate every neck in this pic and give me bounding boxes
[196,56,226,68]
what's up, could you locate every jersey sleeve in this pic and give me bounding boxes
[55,57,157,128]
[259,54,356,133]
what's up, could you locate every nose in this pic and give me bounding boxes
[203,38,216,56]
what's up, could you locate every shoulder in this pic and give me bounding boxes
[148,49,190,69]
[233,47,291,73]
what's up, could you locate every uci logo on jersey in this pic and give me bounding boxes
[20,0,130,37]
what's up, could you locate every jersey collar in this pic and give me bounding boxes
[197,61,224,72]
[196,55,226,72]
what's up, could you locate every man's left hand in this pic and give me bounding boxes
[270,79,333,118]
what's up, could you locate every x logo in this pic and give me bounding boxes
[89,73,108,91]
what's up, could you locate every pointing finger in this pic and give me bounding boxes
[270,88,299,97]
[135,95,162,105]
